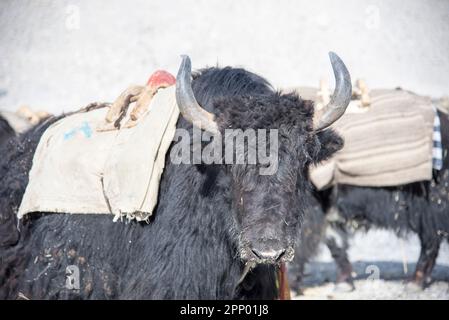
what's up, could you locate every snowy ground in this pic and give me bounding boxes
[291,229,449,300]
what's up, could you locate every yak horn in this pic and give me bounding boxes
[175,55,219,134]
[314,52,352,132]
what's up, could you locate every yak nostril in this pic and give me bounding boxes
[251,248,262,259]
[251,248,286,261]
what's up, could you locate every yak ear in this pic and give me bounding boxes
[310,128,344,164]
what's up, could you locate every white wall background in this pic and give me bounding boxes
[0,0,448,114]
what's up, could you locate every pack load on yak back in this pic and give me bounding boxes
[0,53,352,300]
[17,70,178,222]
[290,81,441,189]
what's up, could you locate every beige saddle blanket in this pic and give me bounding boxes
[291,87,435,189]
[18,86,179,221]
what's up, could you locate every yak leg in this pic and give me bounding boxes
[412,235,441,288]
[325,222,354,290]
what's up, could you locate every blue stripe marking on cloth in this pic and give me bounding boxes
[63,122,92,140]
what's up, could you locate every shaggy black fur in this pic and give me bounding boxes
[0,66,343,299]
[0,115,14,147]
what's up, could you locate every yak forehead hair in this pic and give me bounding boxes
[215,92,315,132]
[191,66,274,111]
[190,66,316,141]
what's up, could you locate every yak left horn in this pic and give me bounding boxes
[175,55,220,135]
[314,52,352,132]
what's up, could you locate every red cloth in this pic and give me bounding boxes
[146,70,176,89]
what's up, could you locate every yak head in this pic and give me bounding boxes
[174,54,351,265]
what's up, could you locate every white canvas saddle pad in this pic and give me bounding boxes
[18,86,179,221]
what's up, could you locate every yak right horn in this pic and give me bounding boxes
[313,52,352,132]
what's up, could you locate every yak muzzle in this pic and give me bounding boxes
[240,239,295,264]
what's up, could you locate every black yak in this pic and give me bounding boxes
[328,109,449,288]
[290,109,449,290]
[0,53,351,299]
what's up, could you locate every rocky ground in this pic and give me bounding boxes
[290,229,449,300]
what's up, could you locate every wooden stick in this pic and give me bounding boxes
[278,262,291,300]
